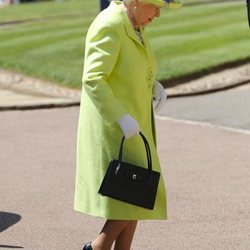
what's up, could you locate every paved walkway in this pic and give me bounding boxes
[0,108,249,250]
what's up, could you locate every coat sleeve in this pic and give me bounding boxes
[82,21,128,125]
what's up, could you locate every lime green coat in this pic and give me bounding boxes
[74,1,167,220]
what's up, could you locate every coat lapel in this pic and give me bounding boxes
[121,10,146,49]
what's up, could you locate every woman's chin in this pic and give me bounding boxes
[141,20,152,27]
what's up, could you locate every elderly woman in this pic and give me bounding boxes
[74,0,180,249]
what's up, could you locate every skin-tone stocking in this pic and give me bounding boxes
[114,220,138,250]
[91,220,130,250]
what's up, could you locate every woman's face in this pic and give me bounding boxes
[133,1,161,27]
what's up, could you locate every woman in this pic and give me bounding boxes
[74,0,180,249]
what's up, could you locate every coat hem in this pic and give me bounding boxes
[74,207,167,221]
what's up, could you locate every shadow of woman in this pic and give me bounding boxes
[0,246,23,249]
[0,211,21,233]
[0,212,23,249]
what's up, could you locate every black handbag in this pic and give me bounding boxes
[98,132,160,210]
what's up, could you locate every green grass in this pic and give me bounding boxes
[0,0,249,88]
[0,0,98,23]
[149,1,250,80]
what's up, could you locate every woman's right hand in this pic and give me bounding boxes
[117,114,140,139]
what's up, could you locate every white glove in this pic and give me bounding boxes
[153,80,167,112]
[117,114,140,139]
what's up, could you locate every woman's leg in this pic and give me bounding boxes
[114,220,138,250]
[91,220,130,250]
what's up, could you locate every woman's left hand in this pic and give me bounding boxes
[153,80,167,112]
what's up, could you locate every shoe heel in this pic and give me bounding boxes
[83,242,92,250]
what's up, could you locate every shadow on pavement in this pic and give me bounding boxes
[0,212,23,249]
[0,246,23,249]
[0,211,22,233]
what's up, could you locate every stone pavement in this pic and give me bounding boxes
[0,63,250,110]
[0,108,249,249]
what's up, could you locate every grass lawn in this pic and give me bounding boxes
[0,0,98,22]
[0,0,249,88]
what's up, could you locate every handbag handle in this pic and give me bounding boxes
[117,132,153,178]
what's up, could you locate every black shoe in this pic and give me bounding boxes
[83,242,93,250]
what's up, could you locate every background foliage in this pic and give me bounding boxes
[0,0,249,88]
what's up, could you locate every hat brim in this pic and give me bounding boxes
[142,0,182,9]
[142,0,165,7]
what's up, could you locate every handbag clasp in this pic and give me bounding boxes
[115,163,121,175]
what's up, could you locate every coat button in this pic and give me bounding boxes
[146,67,153,89]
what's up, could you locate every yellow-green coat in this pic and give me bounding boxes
[74,1,167,220]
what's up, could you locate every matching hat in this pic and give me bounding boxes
[143,0,182,9]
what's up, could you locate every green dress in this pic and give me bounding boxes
[74,1,167,220]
